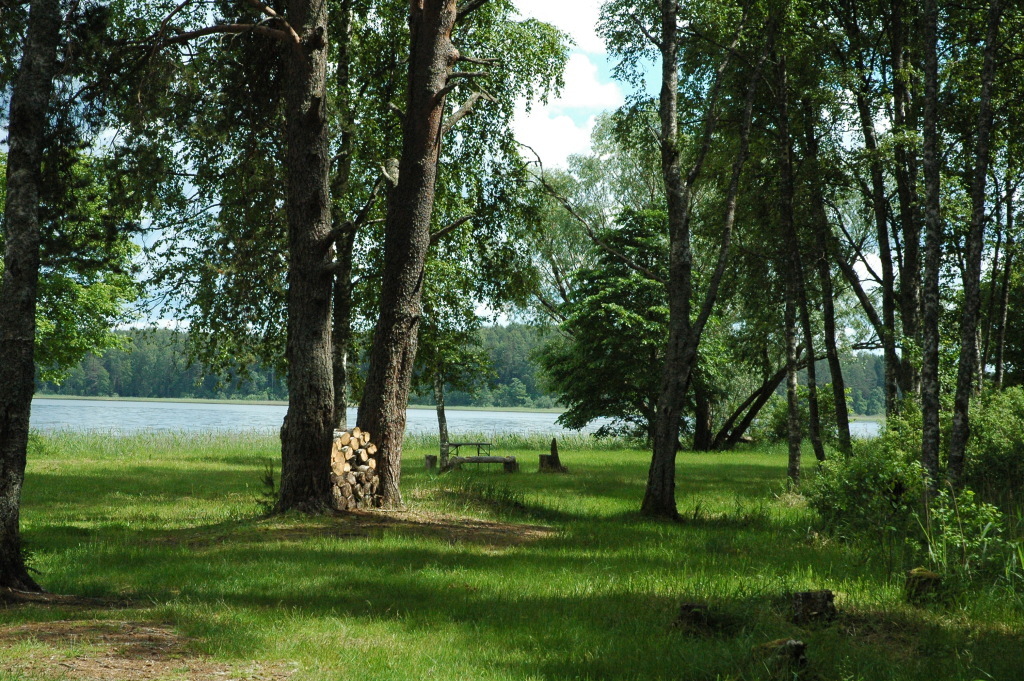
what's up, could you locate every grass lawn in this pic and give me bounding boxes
[1,431,1021,681]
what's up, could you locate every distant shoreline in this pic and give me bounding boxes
[33,394,564,414]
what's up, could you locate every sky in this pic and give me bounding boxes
[510,0,628,169]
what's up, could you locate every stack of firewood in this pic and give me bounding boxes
[330,427,379,511]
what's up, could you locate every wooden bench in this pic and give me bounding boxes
[443,455,519,473]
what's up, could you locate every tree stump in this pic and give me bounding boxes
[752,639,807,674]
[905,567,943,604]
[425,455,437,472]
[791,590,837,625]
[539,437,568,473]
[503,459,520,473]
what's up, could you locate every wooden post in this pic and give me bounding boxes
[425,455,437,472]
[539,437,568,473]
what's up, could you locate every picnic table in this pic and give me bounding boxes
[448,441,492,457]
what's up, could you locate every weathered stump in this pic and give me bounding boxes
[539,437,568,473]
[425,455,437,472]
[905,567,943,605]
[503,459,520,473]
[791,590,837,625]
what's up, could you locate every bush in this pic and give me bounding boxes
[966,386,1024,508]
[806,409,926,536]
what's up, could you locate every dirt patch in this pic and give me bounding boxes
[161,510,556,550]
[0,619,294,680]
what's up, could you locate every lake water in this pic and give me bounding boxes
[29,398,882,438]
[29,398,594,436]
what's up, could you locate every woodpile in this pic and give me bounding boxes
[329,427,379,511]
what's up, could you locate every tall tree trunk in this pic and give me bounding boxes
[0,0,61,592]
[276,0,336,512]
[854,88,901,414]
[801,102,852,454]
[332,231,355,431]
[920,0,943,486]
[980,219,1003,391]
[433,371,450,467]
[838,3,902,413]
[785,299,802,485]
[994,198,1014,390]
[776,55,824,462]
[948,0,1002,488]
[644,0,688,519]
[331,0,355,431]
[643,11,762,517]
[358,0,459,509]
[692,382,713,452]
[891,0,922,398]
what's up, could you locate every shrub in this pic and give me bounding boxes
[965,386,1024,508]
[806,408,926,536]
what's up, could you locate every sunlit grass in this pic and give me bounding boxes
[3,431,1021,681]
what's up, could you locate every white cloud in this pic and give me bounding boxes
[513,53,624,169]
[515,105,597,169]
[556,53,623,111]
[514,0,606,54]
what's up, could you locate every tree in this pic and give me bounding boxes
[0,151,142,383]
[947,0,1004,488]
[357,0,566,509]
[538,210,668,441]
[0,0,62,592]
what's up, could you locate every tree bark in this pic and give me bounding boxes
[994,199,1014,390]
[947,0,1002,488]
[276,0,336,513]
[785,298,801,486]
[331,0,355,432]
[920,0,943,486]
[643,11,762,518]
[801,100,852,455]
[644,0,688,520]
[0,0,61,592]
[854,87,901,414]
[358,0,460,509]
[838,4,902,413]
[692,382,713,452]
[776,54,824,462]
[890,0,922,398]
[434,370,450,468]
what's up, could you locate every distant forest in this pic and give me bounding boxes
[36,325,887,415]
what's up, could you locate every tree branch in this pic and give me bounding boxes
[442,91,496,136]
[628,12,662,49]
[162,23,296,46]
[329,175,387,246]
[534,171,667,286]
[456,0,489,23]
[430,215,474,245]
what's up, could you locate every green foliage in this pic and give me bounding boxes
[1,150,141,381]
[36,328,288,400]
[538,209,668,439]
[966,386,1024,506]
[806,409,927,537]
[920,489,1013,585]
[759,384,840,444]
